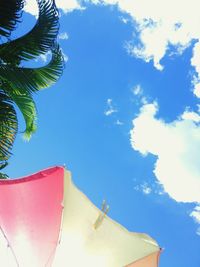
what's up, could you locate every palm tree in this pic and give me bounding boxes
[0,0,64,178]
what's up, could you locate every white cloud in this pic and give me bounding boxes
[181,110,200,123]
[24,0,83,16]
[60,49,69,62]
[132,84,143,96]
[104,99,118,116]
[130,102,200,234]
[24,0,38,16]
[190,206,200,236]
[130,102,200,204]
[95,0,194,62]
[56,0,84,13]
[63,53,69,62]
[190,206,200,224]
[58,32,69,40]
[191,41,200,97]
[119,16,129,24]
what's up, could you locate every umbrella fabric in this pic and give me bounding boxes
[125,251,161,267]
[0,167,63,266]
[0,166,161,266]
[53,169,160,267]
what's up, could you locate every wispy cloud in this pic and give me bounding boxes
[58,32,69,40]
[130,84,149,106]
[190,206,200,224]
[131,84,143,96]
[104,99,118,116]
[196,227,200,236]
[61,49,69,62]
[115,119,123,125]
[37,49,68,63]
[134,182,152,195]
[119,16,129,24]
[134,179,164,196]
[39,51,51,63]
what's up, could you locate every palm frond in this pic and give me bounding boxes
[0,90,18,161]
[0,172,9,179]
[2,84,37,140]
[0,161,8,171]
[0,0,59,64]
[0,0,24,38]
[0,161,9,179]
[12,93,37,140]
[0,44,64,95]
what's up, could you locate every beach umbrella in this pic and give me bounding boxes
[0,166,161,266]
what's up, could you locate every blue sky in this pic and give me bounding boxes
[6,1,200,266]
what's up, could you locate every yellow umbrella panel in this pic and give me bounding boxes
[53,168,161,267]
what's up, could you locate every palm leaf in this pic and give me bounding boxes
[0,0,24,38]
[0,161,8,170]
[0,0,59,64]
[0,90,18,161]
[11,93,37,140]
[2,82,37,140]
[0,162,9,179]
[0,44,64,95]
[7,91,37,140]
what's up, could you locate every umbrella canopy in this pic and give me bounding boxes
[0,166,161,266]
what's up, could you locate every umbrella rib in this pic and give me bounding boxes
[0,224,19,266]
[93,200,109,230]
